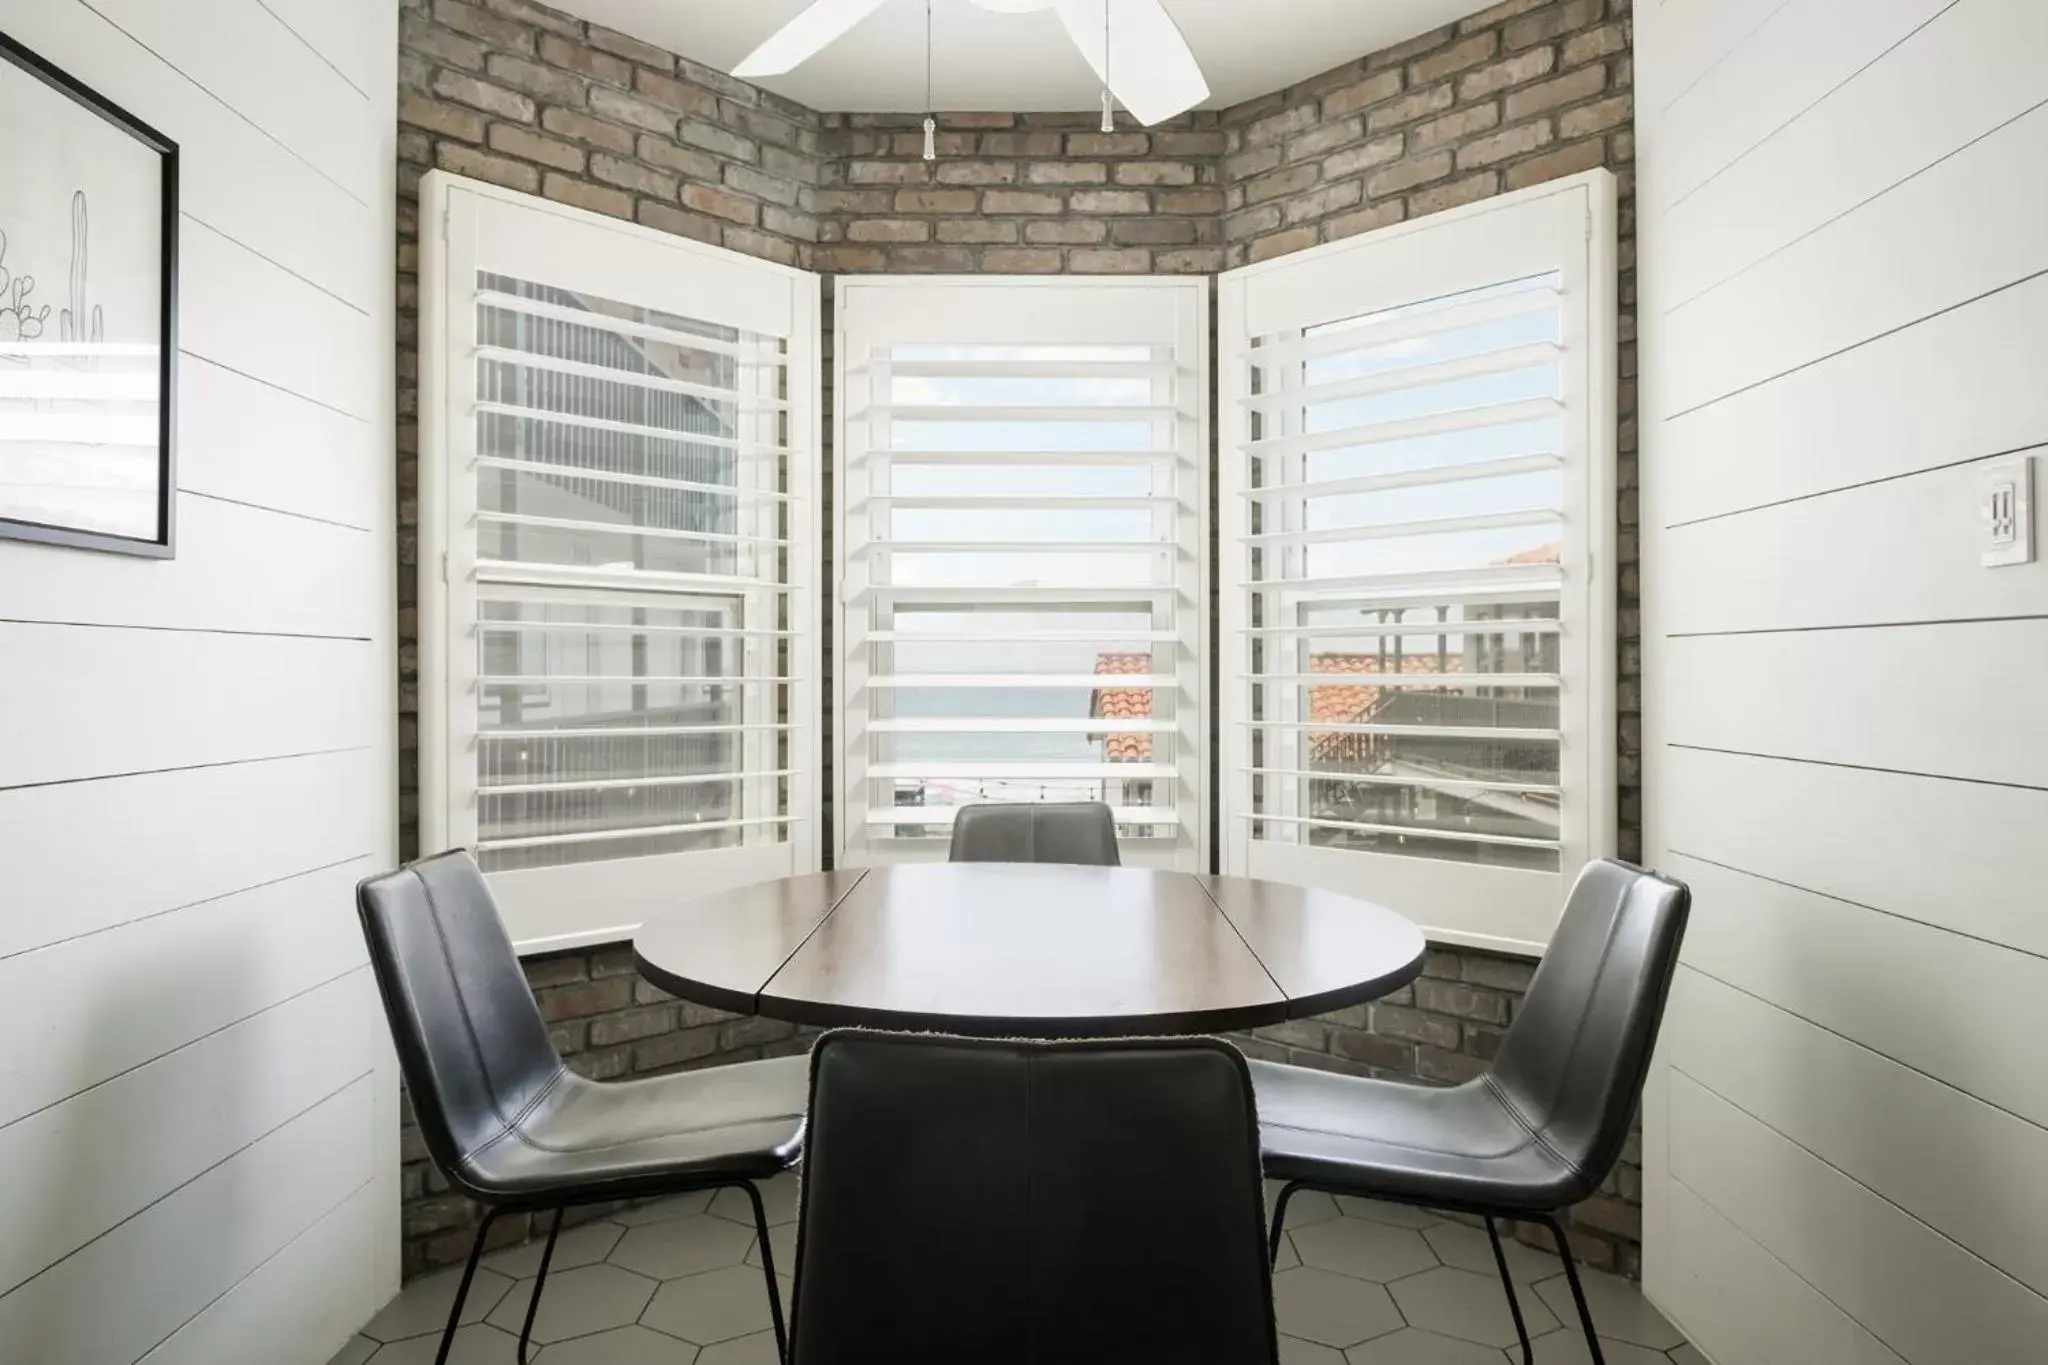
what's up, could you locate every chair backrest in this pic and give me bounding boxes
[1489,859,1691,1188]
[356,850,563,1192]
[947,801,1121,866]
[789,1031,1277,1365]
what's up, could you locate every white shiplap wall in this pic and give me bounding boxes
[1637,1,2048,1361]
[0,0,398,1361]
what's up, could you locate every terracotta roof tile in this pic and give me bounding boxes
[1496,541,1562,566]
[1303,650,1464,761]
[1090,652,1156,763]
[1085,646,1476,766]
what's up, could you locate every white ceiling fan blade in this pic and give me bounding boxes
[1053,0,1210,126]
[732,0,895,79]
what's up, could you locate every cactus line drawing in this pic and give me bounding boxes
[0,191,101,358]
[0,227,52,346]
[60,190,103,355]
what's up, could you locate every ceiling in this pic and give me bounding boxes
[551,0,1499,116]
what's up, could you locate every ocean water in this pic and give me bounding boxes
[887,686,1104,765]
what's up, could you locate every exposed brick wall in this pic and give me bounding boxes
[812,112,1227,275]
[1216,0,1632,267]
[392,0,1644,1282]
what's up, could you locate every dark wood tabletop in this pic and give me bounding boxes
[633,864,1427,1038]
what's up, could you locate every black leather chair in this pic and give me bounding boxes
[358,851,805,1365]
[1252,860,1689,1365]
[788,1031,1278,1365]
[947,800,1121,866]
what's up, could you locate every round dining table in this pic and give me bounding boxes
[633,863,1427,1038]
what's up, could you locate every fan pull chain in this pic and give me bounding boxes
[923,0,938,160]
[1100,0,1114,131]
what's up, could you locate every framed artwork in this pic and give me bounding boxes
[0,29,178,557]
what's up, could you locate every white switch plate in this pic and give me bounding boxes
[1982,456,2034,568]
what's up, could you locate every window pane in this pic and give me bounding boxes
[472,592,784,873]
[1305,307,1560,386]
[1285,417,1561,485]
[473,272,784,585]
[1243,273,1571,877]
[891,374,1152,405]
[874,604,1172,832]
[1304,360,1558,432]
[891,463,1153,497]
[840,300,1203,862]
[889,417,1155,452]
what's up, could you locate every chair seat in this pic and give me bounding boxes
[457,1054,808,1206]
[1248,1060,1592,1212]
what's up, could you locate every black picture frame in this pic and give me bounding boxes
[0,28,178,558]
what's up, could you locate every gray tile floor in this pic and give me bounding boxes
[334,1175,1693,1363]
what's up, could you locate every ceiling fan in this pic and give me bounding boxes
[732,0,1211,127]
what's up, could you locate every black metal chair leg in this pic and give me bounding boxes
[434,1209,500,1365]
[737,1181,790,1363]
[1485,1216,1535,1365]
[1537,1213,1606,1365]
[1267,1181,1302,1269]
[516,1207,565,1364]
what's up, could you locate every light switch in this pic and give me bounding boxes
[1982,457,2034,568]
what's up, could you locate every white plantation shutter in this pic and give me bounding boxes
[834,277,1208,870]
[1219,172,1617,954]
[421,174,820,951]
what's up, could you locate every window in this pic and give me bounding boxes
[1219,172,1617,954]
[834,278,1208,869]
[420,174,820,951]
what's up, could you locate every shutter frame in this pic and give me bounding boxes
[1217,171,1619,958]
[832,276,1210,871]
[420,172,821,953]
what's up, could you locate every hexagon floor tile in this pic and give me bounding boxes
[610,1190,714,1227]
[741,1219,796,1275]
[642,1264,777,1346]
[486,1220,625,1280]
[1332,1196,1445,1230]
[362,1265,512,1342]
[1523,1328,1675,1363]
[1388,1266,1561,1349]
[1421,1221,1562,1285]
[1345,1325,1504,1364]
[1279,1333,1347,1364]
[484,1264,657,1345]
[364,1324,518,1365]
[707,1176,798,1228]
[608,1214,756,1281]
[535,1324,703,1364]
[695,1330,780,1365]
[1273,1266,1405,1349]
[1532,1269,1685,1351]
[1292,1216,1440,1283]
[1270,1183,1344,1229]
[350,1182,1694,1364]
[327,1336,378,1365]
